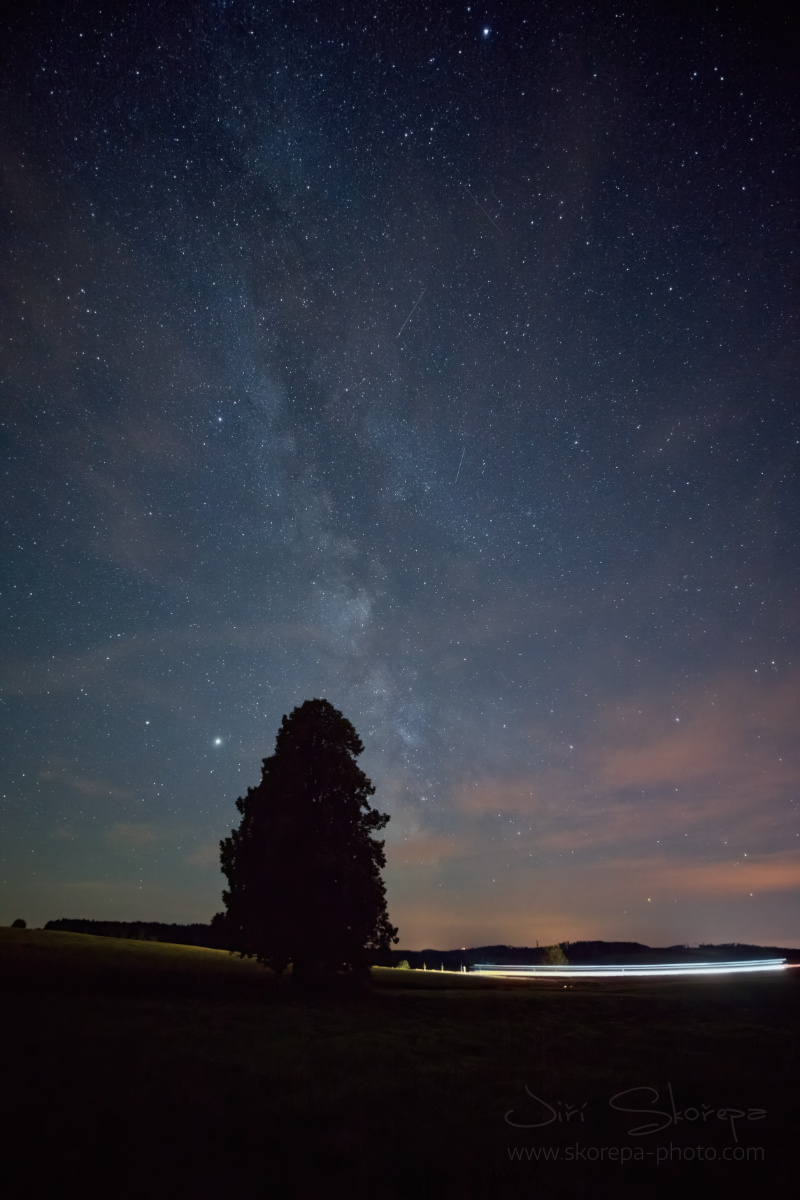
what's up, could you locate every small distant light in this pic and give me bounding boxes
[214,737,223,746]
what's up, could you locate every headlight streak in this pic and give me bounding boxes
[471,959,787,979]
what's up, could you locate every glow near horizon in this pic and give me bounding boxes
[471,959,788,978]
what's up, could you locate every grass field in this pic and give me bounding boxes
[1,927,796,1198]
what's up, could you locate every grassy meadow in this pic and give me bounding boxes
[1,927,796,1198]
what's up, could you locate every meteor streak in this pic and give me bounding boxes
[396,287,426,339]
[461,183,502,234]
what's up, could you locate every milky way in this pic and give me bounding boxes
[2,1,797,947]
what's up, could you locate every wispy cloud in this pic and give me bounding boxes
[105,822,161,849]
[620,852,800,897]
[428,668,800,928]
[39,769,135,801]
[588,670,798,799]
[186,841,221,868]
[2,620,322,697]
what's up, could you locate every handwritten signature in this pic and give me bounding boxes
[505,1083,765,1142]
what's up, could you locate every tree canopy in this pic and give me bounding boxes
[218,699,398,982]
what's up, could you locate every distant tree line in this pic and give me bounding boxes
[44,919,229,949]
[382,945,577,971]
[385,943,649,970]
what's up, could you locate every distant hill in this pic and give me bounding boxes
[389,941,800,968]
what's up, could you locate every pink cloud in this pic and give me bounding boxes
[387,832,469,867]
[589,670,799,799]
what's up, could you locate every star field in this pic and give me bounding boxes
[1,1,797,947]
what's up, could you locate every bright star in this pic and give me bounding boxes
[214,737,223,745]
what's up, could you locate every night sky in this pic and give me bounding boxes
[2,1,798,949]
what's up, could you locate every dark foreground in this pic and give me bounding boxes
[1,929,796,1199]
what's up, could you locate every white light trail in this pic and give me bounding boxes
[472,959,787,979]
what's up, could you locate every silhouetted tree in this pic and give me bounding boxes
[11,918,26,928]
[219,699,398,982]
